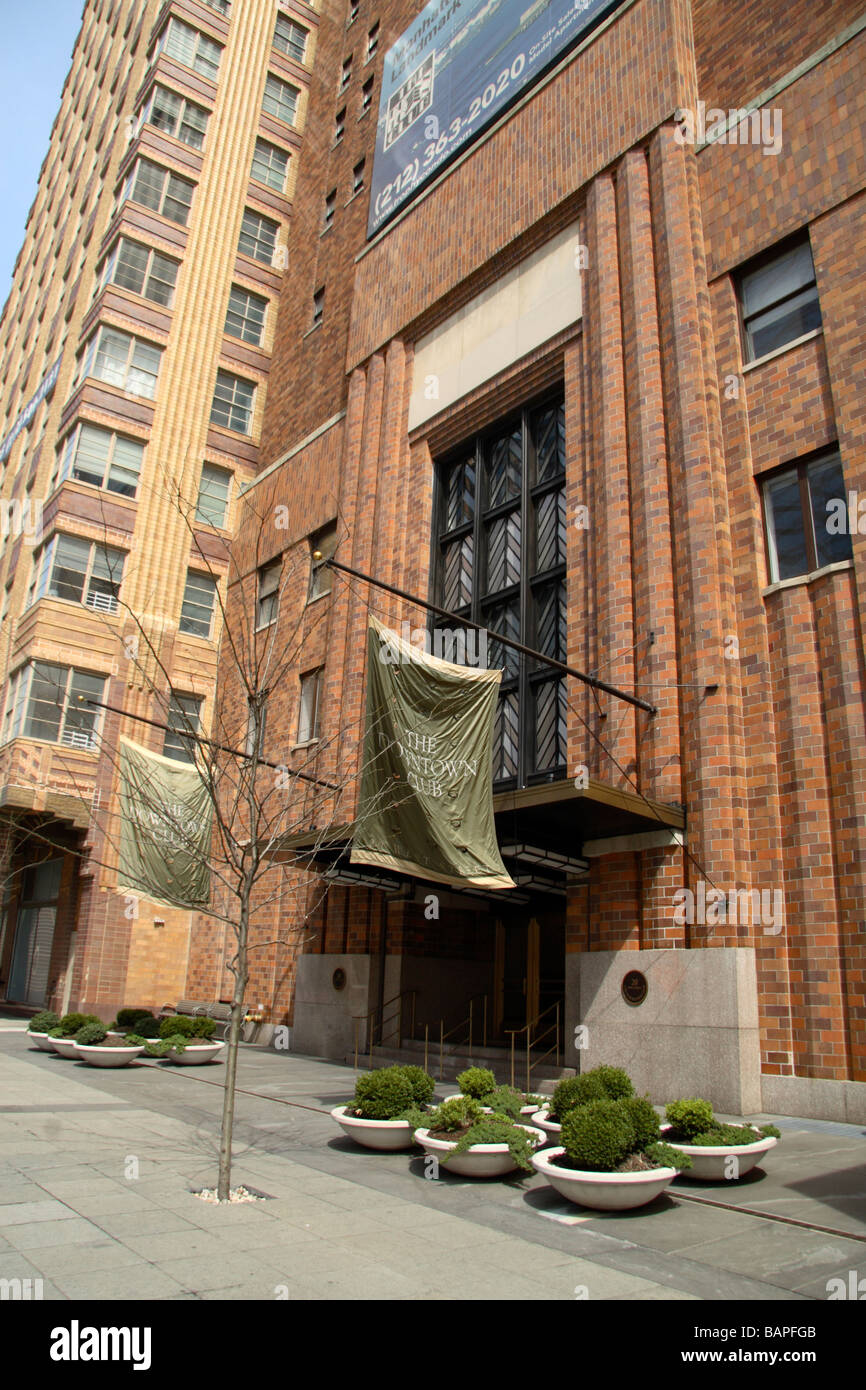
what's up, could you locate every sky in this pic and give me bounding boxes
[0,1,84,301]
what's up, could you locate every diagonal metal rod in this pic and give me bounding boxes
[320,555,657,716]
[83,699,342,790]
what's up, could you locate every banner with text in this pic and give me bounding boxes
[117,736,213,909]
[351,616,515,889]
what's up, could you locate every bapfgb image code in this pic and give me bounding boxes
[384,54,436,149]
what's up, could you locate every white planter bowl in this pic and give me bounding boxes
[531,1109,562,1142]
[75,1043,145,1068]
[450,1093,540,1118]
[331,1105,418,1151]
[49,1036,80,1059]
[28,1031,55,1052]
[414,1124,545,1178]
[660,1124,778,1181]
[165,1041,225,1065]
[532,1146,678,1210]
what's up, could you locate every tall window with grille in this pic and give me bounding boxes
[435,396,567,789]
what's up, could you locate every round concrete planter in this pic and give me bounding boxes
[331,1105,419,1151]
[659,1124,778,1182]
[414,1124,546,1178]
[530,1109,562,1143]
[75,1043,145,1068]
[28,1031,55,1052]
[450,1093,540,1118]
[531,1146,678,1210]
[49,1036,80,1059]
[165,1041,225,1065]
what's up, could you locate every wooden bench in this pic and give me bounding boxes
[159,999,255,1042]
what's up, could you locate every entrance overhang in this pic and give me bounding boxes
[274,777,685,903]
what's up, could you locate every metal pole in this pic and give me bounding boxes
[439,1020,444,1082]
[469,999,474,1062]
[319,556,656,716]
[424,1023,429,1076]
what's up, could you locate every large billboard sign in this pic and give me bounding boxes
[368,0,618,237]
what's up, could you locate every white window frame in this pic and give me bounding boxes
[256,558,281,629]
[98,237,179,307]
[179,570,218,639]
[120,157,194,226]
[225,285,267,345]
[273,14,308,63]
[2,662,106,750]
[297,668,323,745]
[79,326,162,400]
[251,138,289,192]
[156,18,222,81]
[238,209,279,264]
[55,423,144,498]
[27,534,125,614]
[210,371,255,434]
[263,73,299,126]
[195,463,232,528]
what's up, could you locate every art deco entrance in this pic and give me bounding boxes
[493,908,564,1039]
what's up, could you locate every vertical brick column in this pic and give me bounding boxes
[616,147,686,949]
[649,126,739,921]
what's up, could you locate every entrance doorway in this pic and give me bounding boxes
[7,859,63,1006]
[493,908,564,1039]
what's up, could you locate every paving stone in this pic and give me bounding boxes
[0,1199,77,1227]
[3,1217,109,1251]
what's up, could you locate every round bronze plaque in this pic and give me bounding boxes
[621,970,648,1006]
[332,968,347,991]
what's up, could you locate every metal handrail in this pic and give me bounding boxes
[506,999,562,1092]
[421,993,488,1080]
[352,989,416,1070]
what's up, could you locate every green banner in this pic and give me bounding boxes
[117,736,213,908]
[351,616,514,889]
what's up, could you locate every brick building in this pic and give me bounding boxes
[187,0,866,1124]
[0,0,315,1019]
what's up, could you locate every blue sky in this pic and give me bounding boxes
[0,2,84,301]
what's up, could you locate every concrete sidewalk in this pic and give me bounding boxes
[0,1025,864,1301]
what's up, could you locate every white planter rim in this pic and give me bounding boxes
[532,1146,678,1183]
[415,1123,545,1155]
[75,1043,145,1056]
[331,1105,412,1129]
[660,1124,778,1158]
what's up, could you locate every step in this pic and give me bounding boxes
[344,1043,574,1090]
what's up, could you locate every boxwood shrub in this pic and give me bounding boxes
[456,1067,497,1099]
[351,1066,415,1120]
[74,1022,108,1046]
[158,1014,216,1041]
[115,1008,154,1031]
[28,1011,59,1033]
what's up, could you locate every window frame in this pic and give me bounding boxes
[2,661,106,750]
[156,18,222,81]
[179,569,218,639]
[250,137,289,193]
[210,370,255,435]
[736,234,822,365]
[256,557,282,630]
[163,692,203,763]
[79,325,162,400]
[238,208,279,265]
[56,422,144,498]
[143,84,209,151]
[195,462,232,529]
[296,668,323,745]
[760,446,853,584]
[224,284,268,346]
[28,533,126,614]
[273,14,308,64]
[263,72,299,126]
[98,236,179,308]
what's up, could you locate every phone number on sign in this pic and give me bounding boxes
[373,52,527,223]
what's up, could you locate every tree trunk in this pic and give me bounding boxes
[217,913,248,1201]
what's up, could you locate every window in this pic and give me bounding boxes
[210,371,255,433]
[340,56,353,90]
[180,570,218,637]
[202,0,230,13]
[361,76,374,115]
[144,85,208,150]
[100,238,179,307]
[121,158,194,226]
[163,693,202,762]
[225,285,267,345]
[308,521,337,601]
[273,14,308,63]
[3,662,105,749]
[196,463,231,528]
[352,159,365,194]
[739,237,822,363]
[57,424,143,497]
[334,107,346,143]
[80,327,162,399]
[251,138,289,192]
[763,448,852,584]
[156,19,221,81]
[297,669,322,744]
[263,73,299,126]
[436,397,567,787]
[323,189,336,232]
[312,287,324,329]
[366,23,379,60]
[348,0,359,24]
[238,208,279,264]
[256,558,281,628]
[28,534,125,613]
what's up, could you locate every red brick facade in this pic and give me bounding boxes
[188,0,866,1108]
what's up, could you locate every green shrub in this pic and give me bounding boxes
[684,1123,766,1147]
[560,1099,636,1172]
[444,1116,537,1170]
[483,1085,524,1120]
[57,1012,101,1037]
[115,1008,153,1030]
[123,1034,147,1047]
[550,1073,606,1120]
[646,1141,692,1171]
[456,1067,497,1099]
[28,1010,59,1033]
[665,1098,715,1140]
[74,1022,108,1046]
[759,1123,781,1140]
[424,1096,484,1132]
[47,1027,65,1038]
[592,1065,635,1100]
[623,1095,661,1151]
[159,1014,195,1039]
[135,1016,161,1039]
[352,1066,414,1120]
[190,1016,216,1039]
[397,1065,435,1106]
